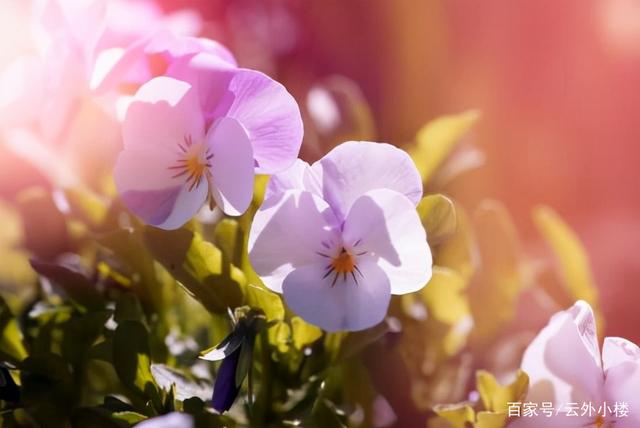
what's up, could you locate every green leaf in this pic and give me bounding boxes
[60,310,111,365]
[433,202,477,280]
[245,284,284,321]
[150,364,211,402]
[419,266,472,356]
[533,206,600,314]
[433,402,475,428]
[291,317,322,350]
[114,293,145,324]
[144,227,245,314]
[20,353,75,415]
[417,194,457,246]
[475,411,508,428]
[99,228,166,313]
[29,259,103,310]
[0,297,27,364]
[214,219,245,268]
[72,408,129,428]
[111,411,147,425]
[476,370,529,414]
[113,321,159,404]
[409,110,480,184]
[235,342,253,389]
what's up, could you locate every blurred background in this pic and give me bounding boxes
[1,0,639,344]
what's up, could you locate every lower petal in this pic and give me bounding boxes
[343,189,432,295]
[115,148,206,229]
[248,190,340,293]
[207,117,255,216]
[282,260,391,332]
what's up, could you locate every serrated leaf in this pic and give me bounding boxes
[410,110,480,184]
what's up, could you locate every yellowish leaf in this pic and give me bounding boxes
[476,370,529,414]
[417,194,458,245]
[410,110,480,184]
[533,206,600,316]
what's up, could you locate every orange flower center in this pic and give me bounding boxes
[331,249,356,274]
[594,415,605,428]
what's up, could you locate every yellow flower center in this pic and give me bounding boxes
[168,135,214,192]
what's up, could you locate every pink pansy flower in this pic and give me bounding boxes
[512,300,640,428]
[248,142,432,331]
[114,54,303,229]
[0,0,203,186]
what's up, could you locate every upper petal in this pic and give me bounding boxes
[248,190,340,293]
[168,53,303,174]
[206,117,255,216]
[282,259,391,332]
[343,189,432,295]
[521,301,604,407]
[123,76,204,151]
[264,159,319,200]
[311,141,423,220]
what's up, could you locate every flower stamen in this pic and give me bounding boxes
[320,247,365,287]
[168,134,214,193]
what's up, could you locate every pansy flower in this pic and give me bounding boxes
[512,300,640,427]
[114,54,303,229]
[248,142,432,331]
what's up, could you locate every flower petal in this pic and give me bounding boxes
[311,141,423,220]
[264,159,316,200]
[221,68,303,174]
[520,301,604,408]
[206,117,255,216]
[603,336,640,372]
[343,189,432,295]
[602,337,640,427]
[114,148,207,229]
[168,53,303,174]
[123,76,204,151]
[248,190,340,293]
[282,259,391,332]
[136,412,194,428]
